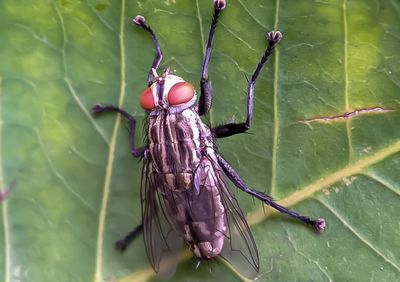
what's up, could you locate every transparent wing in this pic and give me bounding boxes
[208,156,260,279]
[141,155,182,278]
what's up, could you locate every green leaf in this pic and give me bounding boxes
[1,0,399,281]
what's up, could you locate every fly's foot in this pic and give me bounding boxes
[267,31,283,49]
[313,218,326,233]
[115,240,128,252]
[114,224,143,251]
[133,15,145,26]
[92,104,106,114]
[214,0,226,10]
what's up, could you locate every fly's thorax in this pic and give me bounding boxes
[147,108,213,175]
[148,108,201,144]
[159,172,193,191]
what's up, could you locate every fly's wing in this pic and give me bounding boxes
[208,157,260,279]
[141,156,182,278]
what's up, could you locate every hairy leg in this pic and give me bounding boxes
[198,0,226,116]
[92,104,146,158]
[115,224,144,251]
[217,154,326,232]
[133,16,164,86]
[212,31,282,138]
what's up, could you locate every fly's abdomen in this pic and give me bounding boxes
[158,155,227,260]
[187,197,225,260]
[184,157,226,260]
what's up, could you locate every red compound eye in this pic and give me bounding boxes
[140,87,155,110]
[168,82,195,106]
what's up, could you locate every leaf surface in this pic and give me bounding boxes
[0,0,399,281]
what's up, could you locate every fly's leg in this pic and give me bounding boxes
[115,224,143,251]
[216,154,326,232]
[198,0,226,116]
[93,105,144,250]
[212,31,282,138]
[92,104,146,158]
[133,16,163,86]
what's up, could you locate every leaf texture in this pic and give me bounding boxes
[0,0,399,281]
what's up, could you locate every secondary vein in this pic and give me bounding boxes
[342,0,353,162]
[0,76,12,282]
[271,0,280,196]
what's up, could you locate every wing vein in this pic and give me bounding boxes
[142,158,182,277]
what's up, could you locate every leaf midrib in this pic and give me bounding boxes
[94,1,127,281]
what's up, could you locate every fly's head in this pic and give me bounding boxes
[139,67,196,113]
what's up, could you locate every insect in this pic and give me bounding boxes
[92,0,326,278]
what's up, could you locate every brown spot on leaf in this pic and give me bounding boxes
[301,107,397,124]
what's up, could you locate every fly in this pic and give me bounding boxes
[92,0,326,278]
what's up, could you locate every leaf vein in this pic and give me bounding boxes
[363,172,400,197]
[236,0,268,29]
[195,0,205,53]
[270,0,280,196]
[0,76,12,282]
[64,78,110,144]
[94,0,127,281]
[283,225,333,282]
[342,0,353,162]
[219,22,257,53]
[34,128,94,211]
[318,198,400,272]
[52,1,110,144]
[84,0,117,34]
[389,0,400,19]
